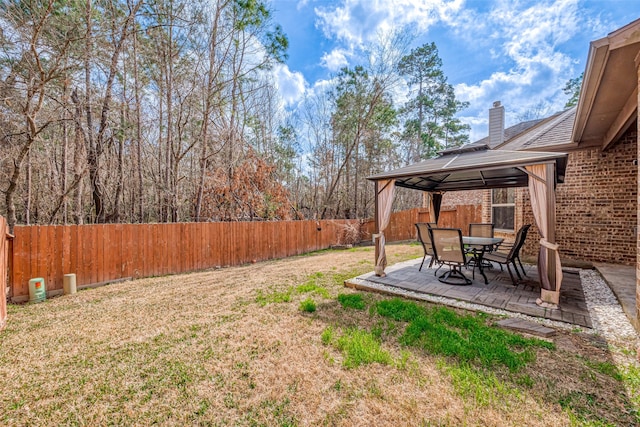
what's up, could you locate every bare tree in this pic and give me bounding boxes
[0,0,78,231]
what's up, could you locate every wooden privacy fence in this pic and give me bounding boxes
[1,216,9,330]
[7,205,481,302]
[9,219,358,302]
[360,205,482,242]
[438,206,482,231]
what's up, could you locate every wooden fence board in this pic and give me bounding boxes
[34,227,44,286]
[132,224,142,279]
[61,226,71,280]
[11,226,27,298]
[69,226,78,283]
[103,225,112,283]
[148,223,156,277]
[88,226,97,285]
[29,226,38,288]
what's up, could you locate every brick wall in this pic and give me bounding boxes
[482,190,492,223]
[442,190,483,209]
[518,127,638,265]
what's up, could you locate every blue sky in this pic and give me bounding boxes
[269,0,639,142]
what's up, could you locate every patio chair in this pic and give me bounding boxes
[484,224,531,284]
[466,222,496,267]
[429,227,471,285]
[415,223,436,271]
[468,223,495,238]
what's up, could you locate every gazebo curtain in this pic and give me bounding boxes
[526,164,563,293]
[374,179,395,276]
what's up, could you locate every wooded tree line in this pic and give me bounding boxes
[0,0,469,231]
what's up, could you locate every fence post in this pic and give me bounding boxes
[1,216,11,331]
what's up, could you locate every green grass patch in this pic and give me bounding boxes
[323,326,392,369]
[296,282,330,299]
[330,270,364,286]
[294,271,332,299]
[375,298,554,371]
[257,272,332,307]
[299,298,316,313]
[439,360,522,407]
[347,246,373,252]
[337,293,366,310]
[582,358,623,381]
[321,326,335,345]
[336,327,393,369]
[619,364,640,419]
[255,288,292,306]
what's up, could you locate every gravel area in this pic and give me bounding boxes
[580,269,640,361]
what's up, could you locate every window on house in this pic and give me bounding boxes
[492,188,515,231]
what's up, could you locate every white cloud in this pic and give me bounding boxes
[315,0,464,46]
[273,64,307,107]
[320,48,350,71]
[450,0,585,140]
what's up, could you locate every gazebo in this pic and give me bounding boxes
[368,144,569,306]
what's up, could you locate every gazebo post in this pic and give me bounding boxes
[374,180,380,268]
[428,193,436,223]
[428,192,443,224]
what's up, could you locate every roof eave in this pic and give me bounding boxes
[518,142,581,153]
[572,18,640,146]
[572,37,609,144]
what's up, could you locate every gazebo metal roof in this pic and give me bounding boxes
[367,145,568,192]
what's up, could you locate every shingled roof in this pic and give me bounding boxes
[497,107,576,152]
[467,118,545,148]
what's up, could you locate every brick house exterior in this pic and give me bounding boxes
[461,105,638,267]
[508,127,638,265]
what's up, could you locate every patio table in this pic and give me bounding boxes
[462,236,503,284]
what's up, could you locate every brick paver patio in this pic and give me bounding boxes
[345,257,592,328]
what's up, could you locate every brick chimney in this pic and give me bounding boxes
[488,101,504,148]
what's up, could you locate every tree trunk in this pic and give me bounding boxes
[71,89,86,225]
[132,20,144,223]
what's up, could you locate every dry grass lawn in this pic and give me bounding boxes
[1,243,639,426]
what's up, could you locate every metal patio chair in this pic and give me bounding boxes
[429,227,471,285]
[466,222,496,267]
[415,223,437,271]
[469,223,495,238]
[484,224,531,284]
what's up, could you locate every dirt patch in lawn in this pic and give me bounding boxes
[1,243,638,426]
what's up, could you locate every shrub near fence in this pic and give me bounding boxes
[9,220,358,302]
